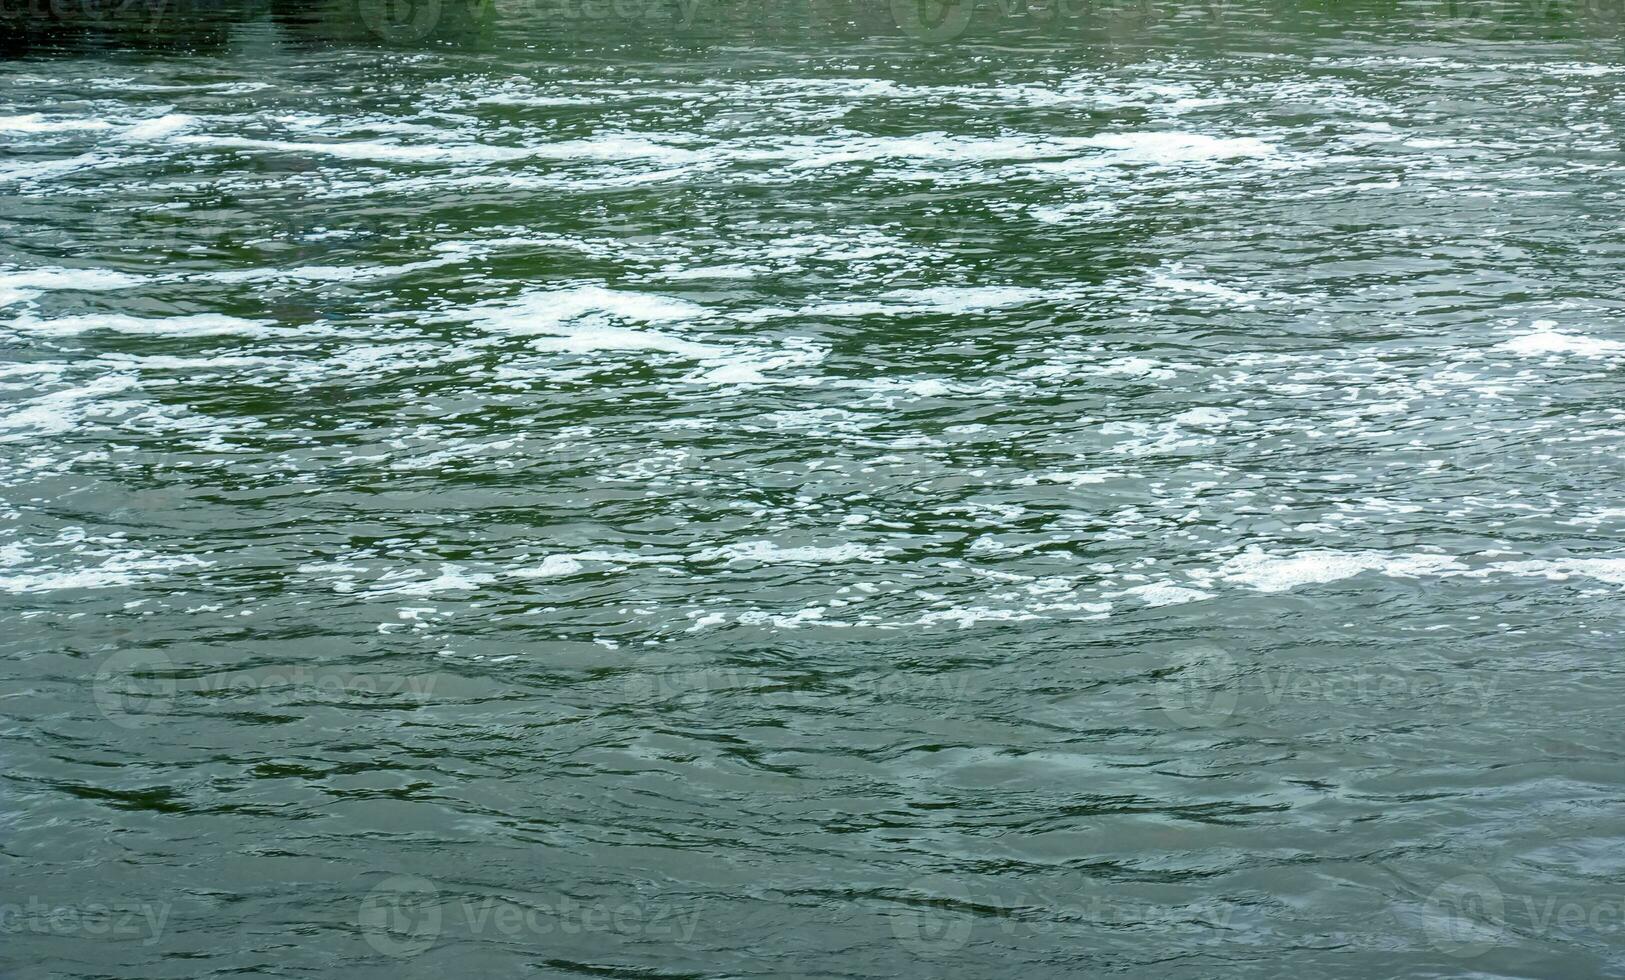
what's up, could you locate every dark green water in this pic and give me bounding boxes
[4,2,1625,977]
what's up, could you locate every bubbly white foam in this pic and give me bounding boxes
[120,114,197,141]
[456,286,821,384]
[1477,558,1625,587]
[0,545,205,593]
[0,268,145,307]
[8,313,275,338]
[531,327,721,359]
[456,286,706,335]
[1118,582,1215,607]
[1033,132,1275,174]
[1495,322,1625,358]
[1173,407,1244,429]
[1150,265,1265,306]
[512,555,586,579]
[1211,549,1466,593]
[0,114,113,134]
[175,132,701,166]
[0,376,139,438]
[695,541,882,564]
[363,565,496,597]
[796,286,1050,319]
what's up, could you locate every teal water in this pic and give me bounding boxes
[4,3,1625,977]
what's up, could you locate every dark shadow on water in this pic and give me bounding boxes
[0,0,495,56]
[2,0,1621,59]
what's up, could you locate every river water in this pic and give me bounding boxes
[4,2,1625,977]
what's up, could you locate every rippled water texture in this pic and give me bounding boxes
[4,3,1625,977]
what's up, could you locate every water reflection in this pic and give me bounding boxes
[4,0,1625,56]
[0,0,494,51]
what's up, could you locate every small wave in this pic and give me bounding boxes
[1495,321,1625,358]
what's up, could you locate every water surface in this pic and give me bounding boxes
[4,3,1625,976]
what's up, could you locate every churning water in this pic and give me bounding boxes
[4,2,1625,976]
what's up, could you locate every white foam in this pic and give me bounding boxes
[120,114,197,141]
[0,376,138,437]
[1495,322,1625,358]
[0,567,146,592]
[175,132,700,166]
[1033,132,1275,174]
[914,606,1043,628]
[1093,357,1176,380]
[0,268,145,307]
[175,133,533,164]
[459,286,820,384]
[8,313,274,338]
[1150,265,1265,306]
[1119,582,1215,607]
[364,565,496,597]
[456,286,707,335]
[684,342,825,386]
[778,133,1067,169]
[1173,407,1243,429]
[99,353,277,371]
[1033,202,1119,224]
[0,547,206,593]
[1014,471,1116,487]
[205,261,454,284]
[1211,549,1466,593]
[531,326,722,359]
[461,287,721,360]
[799,286,1049,319]
[511,555,586,579]
[0,114,112,134]
[1480,558,1625,587]
[695,541,882,564]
